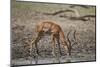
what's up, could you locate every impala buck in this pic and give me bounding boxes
[30,21,71,57]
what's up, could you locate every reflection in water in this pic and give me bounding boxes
[32,55,72,64]
[12,54,95,66]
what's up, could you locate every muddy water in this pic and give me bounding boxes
[12,53,95,66]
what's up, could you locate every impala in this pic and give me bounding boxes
[30,21,71,57]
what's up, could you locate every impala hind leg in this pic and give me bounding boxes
[51,34,56,57]
[56,36,62,56]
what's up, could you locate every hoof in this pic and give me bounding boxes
[51,52,56,57]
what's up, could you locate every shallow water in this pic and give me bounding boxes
[12,53,95,66]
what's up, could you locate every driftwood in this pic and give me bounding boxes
[43,9,75,15]
[60,14,96,21]
[43,8,80,17]
[42,8,95,21]
[69,15,96,21]
[70,5,91,9]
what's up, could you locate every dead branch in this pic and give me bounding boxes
[69,15,96,21]
[43,9,75,15]
[43,8,95,21]
[70,5,91,9]
[60,14,95,21]
[43,8,80,17]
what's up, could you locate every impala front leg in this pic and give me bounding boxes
[51,34,56,57]
[30,32,42,56]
